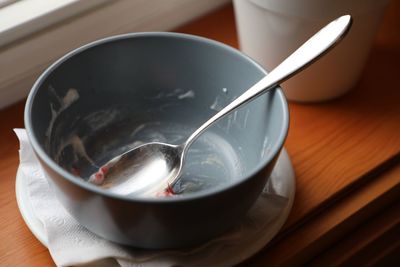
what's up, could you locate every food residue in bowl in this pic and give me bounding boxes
[46,87,249,198]
[45,87,79,145]
[63,121,243,198]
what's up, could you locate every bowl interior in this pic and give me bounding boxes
[27,33,288,197]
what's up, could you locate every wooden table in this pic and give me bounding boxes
[1,2,399,266]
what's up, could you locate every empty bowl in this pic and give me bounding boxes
[24,32,289,249]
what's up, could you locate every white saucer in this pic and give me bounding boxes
[15,148,295,266]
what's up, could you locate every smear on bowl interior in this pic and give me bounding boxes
[46,87,246,198]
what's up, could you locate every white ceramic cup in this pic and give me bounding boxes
[233,0,390,102]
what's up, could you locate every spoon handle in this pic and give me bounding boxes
[184,15,352,149]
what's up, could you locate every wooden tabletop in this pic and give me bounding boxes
[1,2,399,266]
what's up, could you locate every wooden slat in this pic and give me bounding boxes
[308,202,400,267]
[240,161,400,266]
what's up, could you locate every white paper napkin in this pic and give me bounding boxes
[14,128,289,267]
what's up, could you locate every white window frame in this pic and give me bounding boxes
[0,0,109,47]
[0,0,229,109]
[0,0,18,9]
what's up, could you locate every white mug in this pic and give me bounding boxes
[233,0,390,102]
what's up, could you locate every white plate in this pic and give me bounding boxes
[15,148,295,266]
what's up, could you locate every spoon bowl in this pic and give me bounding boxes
[93,142,183,196]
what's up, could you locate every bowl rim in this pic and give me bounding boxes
[24,31,289,203]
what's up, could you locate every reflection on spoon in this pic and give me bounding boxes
[89,143,181,196]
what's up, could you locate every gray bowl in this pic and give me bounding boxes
[24,32,289,249]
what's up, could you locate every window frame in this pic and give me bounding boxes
[0,0,109,47]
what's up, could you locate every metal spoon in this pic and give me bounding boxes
[89,15,352,196]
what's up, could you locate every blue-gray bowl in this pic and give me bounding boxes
[24,32,289,249]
